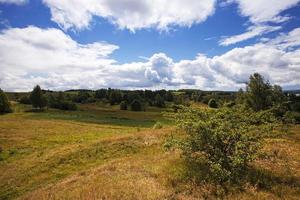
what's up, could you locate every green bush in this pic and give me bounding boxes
[173,106,276,183]
[120,101,127,110]
[30,85,47,109]
[153,122,163,129]
[59,101,77,111]
[130,99,142,111]
[208,98,218,108]
[18,96,31,104]
[0,89,12,114]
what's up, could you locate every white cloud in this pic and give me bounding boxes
[232,0,300,24]
[42,0,216,31]
[219,0,300,45]
[219,25,281,46]
[0,0,27,5]
[0,26,300,91]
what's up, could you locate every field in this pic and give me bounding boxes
[1,103,300,199]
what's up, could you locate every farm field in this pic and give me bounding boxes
[0,103,300,200]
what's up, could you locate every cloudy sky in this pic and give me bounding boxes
[0,0,300,91]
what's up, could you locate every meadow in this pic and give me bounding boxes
[0,102,300,200]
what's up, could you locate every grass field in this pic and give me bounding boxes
[0,103,300,199]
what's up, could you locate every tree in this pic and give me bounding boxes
[30,85,47,109]
[109,90,122,105]
[154,94,165,107]
[165,91,174,102]
[95,89,107,99]
[246,73,272,111]
[19,95,31,104]
[235,88,245,104]
[130,99,142,111]
[208,98,218,108]
[0,89,12,113]
[120,101,127,110]
[172,106,276,183]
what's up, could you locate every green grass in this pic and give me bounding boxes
[0,103,300,200]
[25,103,170,128]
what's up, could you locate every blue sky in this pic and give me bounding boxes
[0,0,300,91]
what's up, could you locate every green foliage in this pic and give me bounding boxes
[154,94,165,107]
[73,91,91,103]
[109,90,123,105]
[0,89,12,114]
[95,89,107,99]
[130,99,143,111]
[165,91,174,101]
[153,121,163,129]
[30,85,47,109]
[120,101,128,110]
[290,102,300,112]
[18,95,31,104]
[244,73,286,111]
[173,106,276,183]
[224,101,236,108]
[208,98,218,108]
[47,92,77,111]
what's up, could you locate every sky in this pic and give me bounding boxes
[0,0,300,92]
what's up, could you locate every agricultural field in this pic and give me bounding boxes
[1,102,300,200]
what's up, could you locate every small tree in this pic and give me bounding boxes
[173,106,276,183]
[109,90,122,105]
[130,99,142,111]
[19,96,31,104]
[246,73,272,111]
[154,94,165,107]
[30,85,47,109]
[120,101,127,110]
[0,89,12,113]
[208,98,218,108]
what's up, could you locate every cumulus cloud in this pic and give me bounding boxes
[0,0,27,4]
[42,0,216,31]
[231,0,300,23]
[0,26,300,91]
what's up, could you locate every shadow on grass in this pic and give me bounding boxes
[172,159,300,199]
[24,108,47,113]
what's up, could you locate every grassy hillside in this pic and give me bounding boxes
[0,103,300,199]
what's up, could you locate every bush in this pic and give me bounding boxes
[130,99,142,111]
[173,106,276,184]
[153,122,163,129]
[120,101,127,110]
[47,93,77,111]
[290,102,300,112]
[289,112,300,124]
[30,85,47,109]
[208,98,218,108]
[19,96,31,104]
[224,101,235,108]
[0,89,12,114]
[59,101,77,111]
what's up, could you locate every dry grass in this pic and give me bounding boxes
[0,103,300,199]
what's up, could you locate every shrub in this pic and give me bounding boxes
[173,106,276,184]
[154,94,165,107]
[120,101,127,110]
[208,98,218,108]
[0,89,12,114]
[153,122,163,129]
[59,101,77,111]
[224,101,235,108]
[130,99,142,111]
[19,96,31,104]
[290,102,300,112]
[30,85,47,109]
